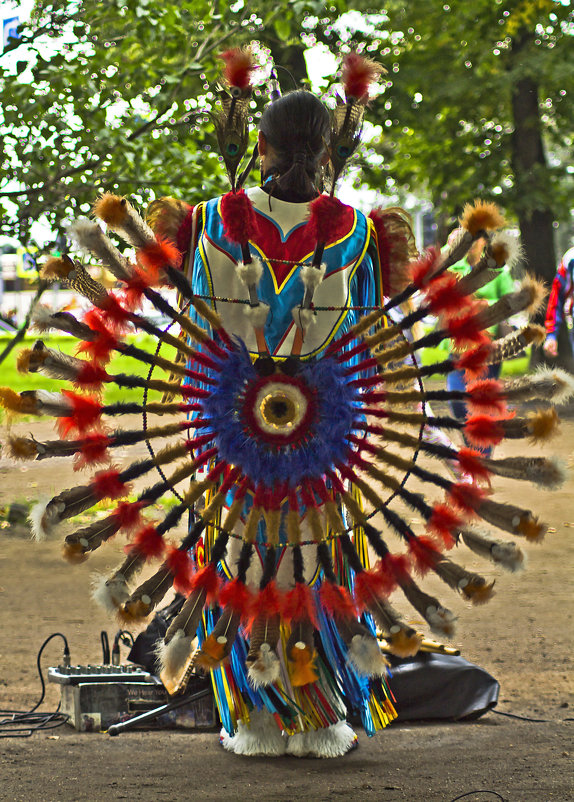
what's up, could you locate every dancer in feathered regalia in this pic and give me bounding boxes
[2,49,571,757]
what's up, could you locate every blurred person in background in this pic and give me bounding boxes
[543,245,574,360]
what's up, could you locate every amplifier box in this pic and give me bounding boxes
[50,666,216,732]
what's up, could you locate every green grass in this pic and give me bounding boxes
[418,345,530,378]
[0,333,179,409]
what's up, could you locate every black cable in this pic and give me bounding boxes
[449,793,505,802]
[492,709,550,723]
[100,630,110,664]
[0,633,70,738]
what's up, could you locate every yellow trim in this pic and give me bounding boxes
[251,209,360,295]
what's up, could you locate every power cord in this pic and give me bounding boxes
[0,633,70,738]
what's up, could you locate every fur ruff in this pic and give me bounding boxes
[247,645,281,688]
[155,629,195,679]
[347,634,388,677]
[300,263,326,292]
[236,257,263,287]
[29,496,64,541]
[292,306,316,329]
[491,231,523,269]
[286,721,357,759]
[221,708,286,757]
[243,302,270,329]
[91,572,130,613]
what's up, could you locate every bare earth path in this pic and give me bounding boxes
[1,413,573,801]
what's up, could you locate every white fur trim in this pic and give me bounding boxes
[29,497,64,541]
[67,218,103,254]
[528,456,568,490]
[91,572,130,614]
[491,231,523,269]
[347,634,388,677]
[221,708,286,757]
[426,605,456,638]
[292,306,316,329]
[287,721,357,759]
[155,629,195,679]
[491,542,526,572]
[537,367,574,404]
[247,644,281,688]
[244,302,269,329]
[236,257,264,288]
[31,305,57,332]
[300,263,326,292]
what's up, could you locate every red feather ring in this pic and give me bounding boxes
[221,189,259,245]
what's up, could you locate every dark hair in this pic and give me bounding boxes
[259,90,330,201]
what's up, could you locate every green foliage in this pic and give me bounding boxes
[0,332,178,414]
[362,0,573,227]
[1,0,571,257]
[0,0,347,247]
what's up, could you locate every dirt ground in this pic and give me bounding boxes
[0,410,573,802]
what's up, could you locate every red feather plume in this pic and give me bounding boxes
[130,524,165,559]
[219,47,257,90]
[457,447,491,483]
[93,469,128,501]
[455,343,493,380]
[308,195,353,244]
[251,581,282,620]
[466,378,507,415]
[283,582,318,628]
[448,482,485,514]
[341,52,382,102]
[166,546,194,595]
[58,391,103,436]
[319,581,356,620]
[219,578,254,618]
[75,433,110,469]
[410,247,440,288]
[408,536,441,576]
[220,189,259,245]
[191,563,221,603]
[112,500,145,531]
[426,504,460,546]
[464,415,506,447]
[353,569,387,612]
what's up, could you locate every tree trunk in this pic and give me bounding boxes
[510,33,564,367]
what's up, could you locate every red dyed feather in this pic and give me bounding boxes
[408,536,441,576]
[219,47,257,90]
[131,525,165,559]
[410,247,440,288]
[75,433,110,469]
[93,469,128,500]
[58,391,103,436]
[455,343,493,380]
[137,237,181,275]
[447,311,489,347]
[220,189,259,244]
[219,578,254,617]
[307,195,353,243]
[464,415,506,447]
[166,546,194,595]
[426,504,461,546]
[466,378,507,415]
[457,447,491,483]
[251,581,282,619]
[191,563,220,603]
[424,273,467,317]
[282,582,318,628]
[112,500,145,531]
[99,293,131,329]
[319,581,356,620]
[353,569,387,612]
[74,362,108,389]
[384,552,412,585]
[341,52,381,102]
[77,330,118,365]
[448,482,485,514]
